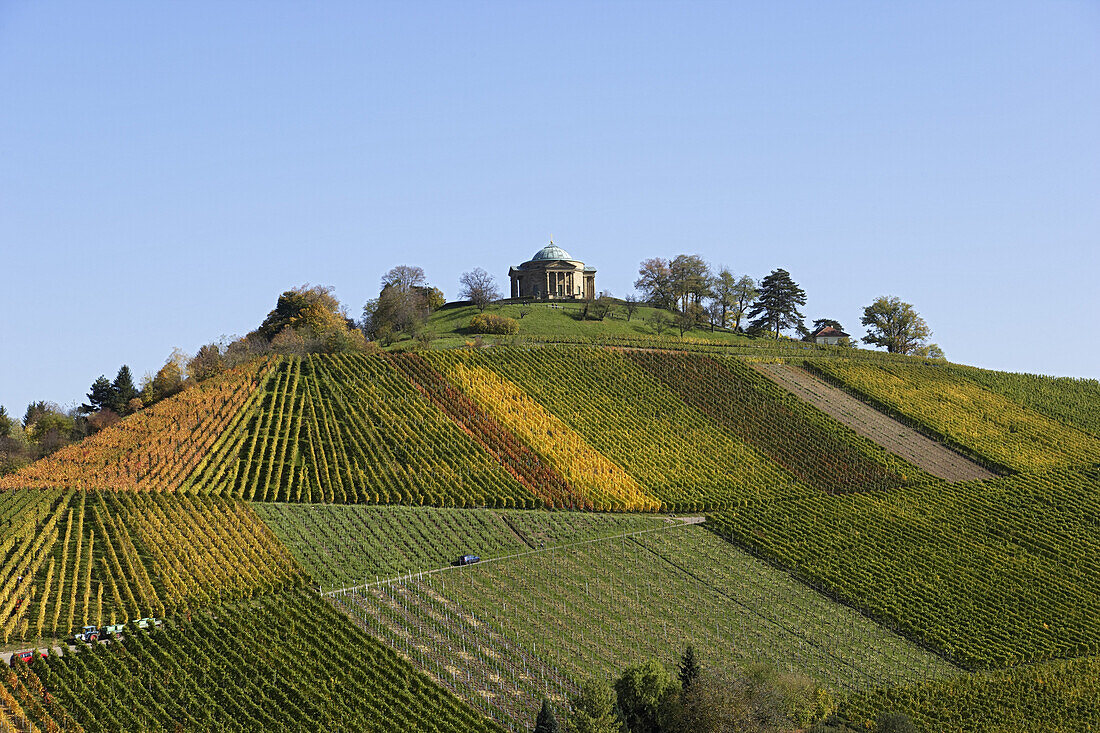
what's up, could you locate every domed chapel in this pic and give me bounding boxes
[508,241,597,300]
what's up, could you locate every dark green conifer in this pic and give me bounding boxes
[534,698,560,733]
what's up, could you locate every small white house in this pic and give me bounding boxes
[810,325,849,346]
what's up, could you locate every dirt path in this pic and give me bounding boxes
[751,363,994,482]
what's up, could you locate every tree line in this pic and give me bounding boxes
[532,645,917,733]
[632,255,942,357]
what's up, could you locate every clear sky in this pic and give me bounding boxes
[2,1,1098,416]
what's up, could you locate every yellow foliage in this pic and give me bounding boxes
[447,363,660,511]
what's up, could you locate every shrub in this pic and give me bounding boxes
[469,313,519,335]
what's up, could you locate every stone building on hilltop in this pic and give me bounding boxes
[508,241,596,300]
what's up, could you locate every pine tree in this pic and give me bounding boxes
[535,698,560,733]
[746,268,807,339]
[80,376,116,415]
[111,366,139,415]
[678,644,700,689]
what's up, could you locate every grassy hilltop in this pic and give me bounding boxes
[0,328,1098,731]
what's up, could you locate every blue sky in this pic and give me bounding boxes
[2,1,1098,416]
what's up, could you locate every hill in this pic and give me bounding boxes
[1,342,1097,731]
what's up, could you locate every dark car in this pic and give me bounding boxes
[454,554,481,566]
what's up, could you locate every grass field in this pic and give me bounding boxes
[334,519,956,727]
[255,503,673,589]
[708,466,1100,670]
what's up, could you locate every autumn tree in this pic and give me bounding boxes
[746,269,807,339]
[860,296,932,355]
[634,258,675,311]
[187,343,225,382]
[458,267,501,312]
[709,269,739,327]
[380,264,427,292]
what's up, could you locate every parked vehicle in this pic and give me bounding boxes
[74,625,100,643]
[10,650,46,666]
[131,617,163,630]
[455,554,481,566]
[103,623,126,637]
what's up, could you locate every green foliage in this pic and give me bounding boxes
[746,268,806,338]
[875,712,918,733]
[678,645,700,690]
[110,365,139,414]
[625,352,926,493]
[4,589,501,732]
[431,348,811,510]
[566,679,621,733]
[344,523,951,727]
[535,698,561,733]
[708,467,1100,670]
[860,296,931,355]
[615,660,677,733]
[470,313,520,335]
[80,375,115,415]
[835,655,1100,733]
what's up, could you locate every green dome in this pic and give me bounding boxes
[531,243,573,261]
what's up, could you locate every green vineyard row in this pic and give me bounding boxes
[3,589,500,733]
[708,466,1100,670]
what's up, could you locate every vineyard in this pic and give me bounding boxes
[0,490,302,644]
[836,655,1100,732]
[943,363,1100,438]
[707,466,1100,670]
[808,361,1100,472]
[185,355,534,506]
[625,352,926,492]
[334,522,955,728]
[428,348,815,510]
[0,589,501,733]
[256,503,670,589]
[0,359,272,491]
[751,363,994,482]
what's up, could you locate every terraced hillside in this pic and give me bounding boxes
[0,359,272,491]
[257,502,672,589]
[0,342,1097,731]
